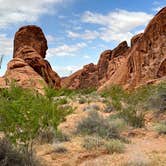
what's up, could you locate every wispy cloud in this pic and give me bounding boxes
[82,9,153,43]
[67,9,153,43]
[0,0,69,28]
[47,42,87,57]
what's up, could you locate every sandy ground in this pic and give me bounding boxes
[35,101,166,166]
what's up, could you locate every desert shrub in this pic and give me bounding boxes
[35,128,70,144]
[104,139,125,154]
[0,138,41,166]
[76,111,121,139]
[101,85,127,110]
[154,121,166,134]
[54,130,70,143]
[82,136,105,150]
[77,87,97,95]
[37,128,55,144]
[53,144,68,153]
[79,97,87,104]
[119,107,145,128]
[148,83,166,112]
[0,85,72,149]
[45,87,76,98]
[83,104,100,112]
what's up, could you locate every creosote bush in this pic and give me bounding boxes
[82,136,105,150]
[100,83,166,128]
[104,139,125,154]
[76,111,122,139]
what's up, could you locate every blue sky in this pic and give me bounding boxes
[0,0,165,76]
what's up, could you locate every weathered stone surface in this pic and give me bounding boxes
[99,7,166,90]
[13,25,47,59]
[97,50,112,81]
[0,25,61,91]
[2,58,47,94]
[14,46,61,88]
[111,41,129,58]
[131,33,143,47]
[62,63,98,89]
[62,7,166,90]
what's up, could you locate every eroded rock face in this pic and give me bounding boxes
[112,41,129,58]
[62,7,166,90]
[14,46,61,88]
[97,50,112,81]
[13,25,47,58]
[131,33,143,47]
[62,63,98,89]
[0,25,61,92]
[99,7,166,90]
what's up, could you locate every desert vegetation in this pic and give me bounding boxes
[0,82,165,165]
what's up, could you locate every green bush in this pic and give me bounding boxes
[54,130,70,143]
[104,139,125,154]
[82,136,105,150]
[148,83,166,112]
[154,121,166,134]
[100,85,127,110]
[119,107,145,128]
[0,138,41,166]
[76,111,121,139]
[79,97,87,104]
[0,85,72,148]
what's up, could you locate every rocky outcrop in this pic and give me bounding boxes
[13,25,47,58]
[62,7,166,90]
[131,33,143,47]
[62,63,98,89]
[62,41,129,89]
[99,7,166,90]
[0,25,61,92]
[97,50,112,81]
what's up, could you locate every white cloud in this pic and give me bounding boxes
[82,10,153,32]
[47,42,87,57]
[83,55,91,59]
[0,0,68,28]
[67,30,99,40]
[80,9,153,43]
[0,34,13,56]
[54,65,82,76]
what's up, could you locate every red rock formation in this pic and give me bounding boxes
[62,63,98,89]
[111,41,129,58]
[62,41,129,89]
[62,7,166,90]
[13,25,47,58]
[131,33,143,47]
[97,50,112,81]
[99,7,166,90]
[0,25,61,91]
